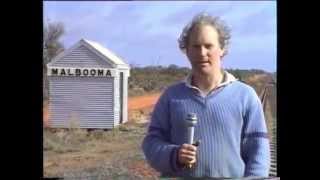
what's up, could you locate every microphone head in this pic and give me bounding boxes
[186,113,197,127]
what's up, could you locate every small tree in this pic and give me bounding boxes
[43,20,65,100]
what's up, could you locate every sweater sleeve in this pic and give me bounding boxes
[142,90,181,174]
[241,87,270,177]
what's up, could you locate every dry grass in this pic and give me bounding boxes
[43,122,160,179]
[128,106,154,124]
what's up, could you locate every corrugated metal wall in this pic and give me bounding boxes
[48,76,115,129]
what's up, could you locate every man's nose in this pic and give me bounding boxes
[199,46,207,56]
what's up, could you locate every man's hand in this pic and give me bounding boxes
[177,143,197,167]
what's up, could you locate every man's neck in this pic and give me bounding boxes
[191,69,224,93]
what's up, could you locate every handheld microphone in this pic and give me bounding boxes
[185,113,198,169]
[186,113,198,145]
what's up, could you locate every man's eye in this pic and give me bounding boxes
[205,44,213,49]
[192,45,201,48]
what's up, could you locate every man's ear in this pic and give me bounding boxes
[219,48,225,57]
[183,48,188,55]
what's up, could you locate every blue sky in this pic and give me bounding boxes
[44,1,277,73]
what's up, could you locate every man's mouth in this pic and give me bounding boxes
[197,61,210,66]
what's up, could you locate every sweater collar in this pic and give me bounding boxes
[184,70,237,93]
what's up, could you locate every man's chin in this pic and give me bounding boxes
[195,67,213,75]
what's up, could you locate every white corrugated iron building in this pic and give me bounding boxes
[47,39,130,129]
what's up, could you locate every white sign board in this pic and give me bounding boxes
[47,67,117,77]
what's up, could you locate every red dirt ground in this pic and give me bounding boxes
[128,93,161,111]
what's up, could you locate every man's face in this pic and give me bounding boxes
[186,25,225,75]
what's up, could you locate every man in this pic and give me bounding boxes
[142,13,270,178]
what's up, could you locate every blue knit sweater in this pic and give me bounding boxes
[142,77,270,178]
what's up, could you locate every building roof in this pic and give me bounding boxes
[81,39,128,66]
[48,38,129,68]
